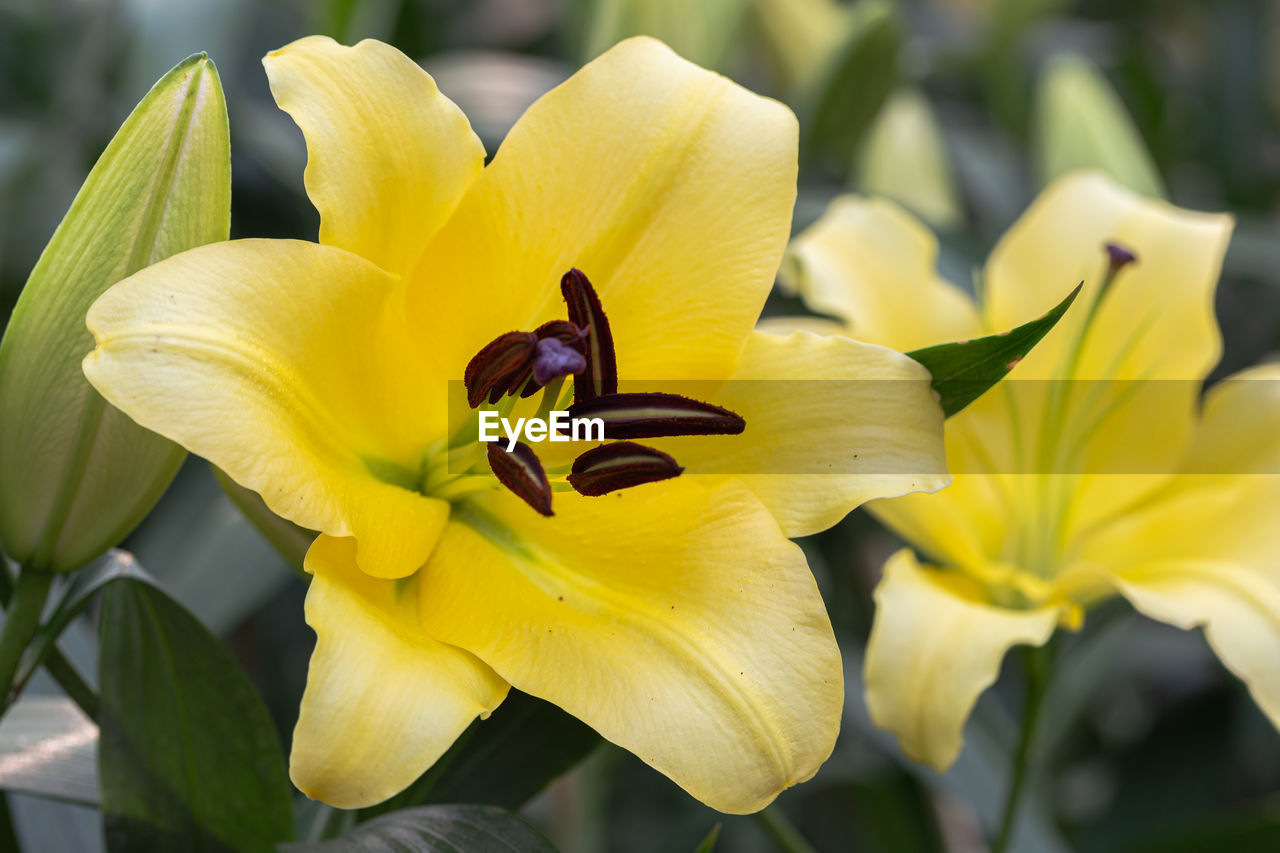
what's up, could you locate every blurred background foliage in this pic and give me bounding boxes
[1,0,1278,850]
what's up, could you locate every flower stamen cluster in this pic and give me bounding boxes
[460,268,745,515]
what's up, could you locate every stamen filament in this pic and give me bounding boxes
[1021,241,1139,576]
[534,375,566,423]
[431,474,502,502]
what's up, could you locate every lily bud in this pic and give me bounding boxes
[0,54,231,572]
[1035,52,1165,198]
[575,0,750,72]
[799,0,899,172]
[857,88,961,229]
[752,0,852,92]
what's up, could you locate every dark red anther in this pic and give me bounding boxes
[464,331,536,407]
[534,319,589,346]
[567,392,745,440]
[567,441,684,496]
[487,442,554,516]
[560,269,618,404]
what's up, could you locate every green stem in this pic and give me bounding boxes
[319,805,354,839]
[754,805,817,853]
[33,648,98,721]
[0,568,53,712]
[992,638,1057,853]
[534,375,567,424]
[0,793,17,853]
[0,565,98,719]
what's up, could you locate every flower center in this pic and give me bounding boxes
[427,269,746,516]
[1016,240,1140,579]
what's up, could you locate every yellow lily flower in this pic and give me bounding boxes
[780,172,1280,770]
[81,36,948,811]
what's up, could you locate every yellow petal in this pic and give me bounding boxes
[264,36,484,276]
[864,549,1061,770]
[984,171,1231,383]
[1113,561,1280,731]
[868,476,1010,577]
[409,36,798,383]
[1079,474,1280,579]
[292,535,509,808]
[418,481,842,814]
[84,239,448,579]
[868,388,1020,574]
[665,329,949,537]
[1181,364,1280,476]
[1072,365,1280,575]
[780,195,980,351]
[984,174,1232,537]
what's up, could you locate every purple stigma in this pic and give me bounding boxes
[1104,242,1138,275]
[532,336,587,386]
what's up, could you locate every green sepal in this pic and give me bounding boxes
[907,284,1082,418]
[0,53,231,572]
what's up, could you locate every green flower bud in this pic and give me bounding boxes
[799,0,899,173]
[751,0,851,92]
[857,88,962,229]
[0,54,231,572]
[574,0,751,72]
[1035,52,1165,198]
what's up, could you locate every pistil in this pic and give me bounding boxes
[1021,240,1140,578]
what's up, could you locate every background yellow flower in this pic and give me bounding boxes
[782,173,1280,780]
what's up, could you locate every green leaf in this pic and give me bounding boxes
[360,691,600,819]
[97,577,293,850]
[693,824,722,853]
[1035,52,1165,198]
[284,805,557,853]
[0,53,231,573]
[1122,811,1280,853]
[802,0,899,173]
[906,284,1082,418]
